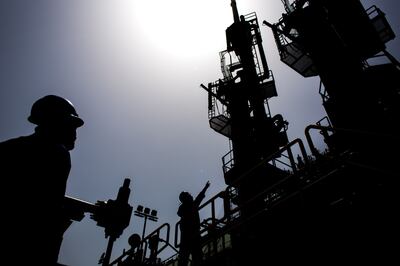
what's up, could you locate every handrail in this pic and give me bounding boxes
[110,223,170,266]
[222,149,234,174]
[227,138,308,190]
[174,220,180,248]
[174,138,309,250]
[304,124,334,157]
[318,79,329,102]
[304,124,397,157]
[142,223,170,258]
[273,157,293,169]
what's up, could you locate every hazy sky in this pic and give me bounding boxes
[1,1,399,265]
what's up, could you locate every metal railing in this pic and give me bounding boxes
[110,223,171,266]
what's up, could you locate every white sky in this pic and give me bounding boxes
[0,1,399,265]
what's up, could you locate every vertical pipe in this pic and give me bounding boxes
[286,146,297,173]
[231,0,240,23]
[102,235,116,266]
[223,190,231,222]
[211,200,216,222]
[142,216,148,240]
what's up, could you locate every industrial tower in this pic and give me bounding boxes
[111,1,399,265]
[197,0,399,264]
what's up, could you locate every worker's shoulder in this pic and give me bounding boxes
[0,135,31,149]
[0,134,69,158]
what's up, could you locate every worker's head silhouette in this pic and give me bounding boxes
[179,191,193,204]
[128,233,141,249]
[28,95,84,150]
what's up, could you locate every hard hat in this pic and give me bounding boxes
[28,95,84,127]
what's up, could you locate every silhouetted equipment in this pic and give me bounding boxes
[178,0,398,265]
[107,233,142,266]
[265,0,399,173]
[110,223,172,266]
[60,179,133,266]
[91,178,133,266]
[64,195,97,221]
[201,0,288,215]
[134,205,159,240]
[92,178,133,238]
[94,1,399,265]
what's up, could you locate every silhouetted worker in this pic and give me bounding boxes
[0,95,84,265]
[177,181,210,266]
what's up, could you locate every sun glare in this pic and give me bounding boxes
[131,0,232,60]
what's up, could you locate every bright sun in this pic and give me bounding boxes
[130,0,232,60]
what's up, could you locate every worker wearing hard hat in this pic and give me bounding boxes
[0,95,84,265]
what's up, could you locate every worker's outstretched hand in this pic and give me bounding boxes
[205,181,210,190]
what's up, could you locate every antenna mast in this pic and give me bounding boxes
[231,0,240,22]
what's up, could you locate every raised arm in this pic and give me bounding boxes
[194,181,210,206]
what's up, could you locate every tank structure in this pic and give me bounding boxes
[111,1,399,265]
[194,0,398,264]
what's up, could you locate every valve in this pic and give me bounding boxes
[91,178,133,239]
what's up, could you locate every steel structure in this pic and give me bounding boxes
[111,1,399,265]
